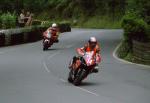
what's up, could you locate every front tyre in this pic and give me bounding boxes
[43,40,49,51]
[43,46,48,51]
[73,69,87,86]
[68,69,73,83]
[43,44,48,51]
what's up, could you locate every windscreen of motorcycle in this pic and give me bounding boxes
[46,31,51,38]
[83,51,95,66]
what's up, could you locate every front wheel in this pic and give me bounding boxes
[68,69,73,83]
[43,41,49,51]
[43,46,48,51]
[73,69,87,86]
[43,44,48,51]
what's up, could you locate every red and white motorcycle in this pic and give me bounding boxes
[68,51,98,86]
[43,31,58,51]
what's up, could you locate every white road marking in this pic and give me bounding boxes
[43,62,51,73]
[60,78,99,97]
[113,42,150,68]
[66,44,75,48]
[48,51,60,60]
[43,51,60,72]
[60,78,66,82]
[76,86,99,96]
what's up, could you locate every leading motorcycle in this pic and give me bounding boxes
[68,51,97,86]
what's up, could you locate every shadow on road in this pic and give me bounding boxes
[48,48,59,51]
[44,48,62,51]
[60,80,101,87]
[79,82,100,87]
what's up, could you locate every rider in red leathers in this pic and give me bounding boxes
[69,37,101,73]
[43,23,59,43]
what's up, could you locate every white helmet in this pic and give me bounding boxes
[52,23,57,28]
[89,37,97,43]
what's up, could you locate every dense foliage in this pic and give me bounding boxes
[0,0,149,29]
[0,0,125,19]
[0,12,16,29]
[118,0,150,64]
[122,11,148,43]
[126,0,150,24]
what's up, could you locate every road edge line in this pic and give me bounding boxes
[113,41,150,68]
[60,78,99,97]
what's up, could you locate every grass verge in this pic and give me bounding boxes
[116,40,150,66]
[75,16,121,29]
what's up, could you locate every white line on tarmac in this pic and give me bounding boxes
[43,62,51,73]
[60,78,66,82]
[60,78,99,97]
[43,51,60,72]
[66,44,75,48]
[47,51,60,60]
[113,42,150,68]
[76,86,99,96]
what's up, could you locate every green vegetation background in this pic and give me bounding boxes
[0,0,149,29]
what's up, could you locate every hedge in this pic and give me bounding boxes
[0,26,47,46]
[122,13,148,43]
[0,23,71,47]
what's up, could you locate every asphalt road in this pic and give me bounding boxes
[0,29,150,103]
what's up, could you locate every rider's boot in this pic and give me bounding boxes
[91,64,99,73]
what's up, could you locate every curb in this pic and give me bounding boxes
[0,24,71,47]
[113,41,150,69]
[0,26,47,47]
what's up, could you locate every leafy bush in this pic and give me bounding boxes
[0,12,17,29]
[58,21,71,32]
[41,20,71,32]
[32,20,42,26]
[124,52,134,62]
[41,21,53,28]
[0,16,2,28]
[121,12,148,42]
[76,16,121,29]
[117,40,130,58]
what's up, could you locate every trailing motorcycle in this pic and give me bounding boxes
[43,31,58,51]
